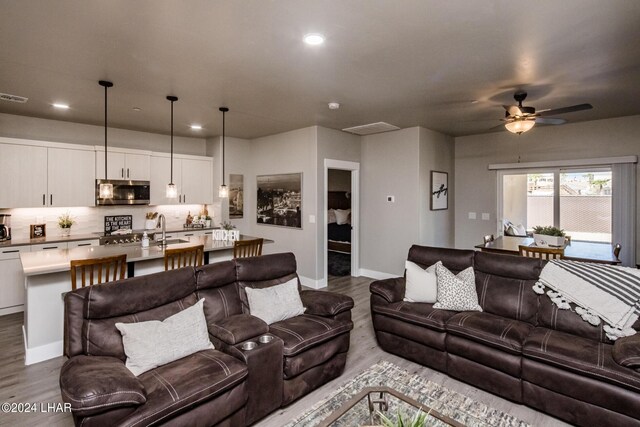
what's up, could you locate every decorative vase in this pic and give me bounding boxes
[60,227,71,237]
[145,219,156,230]
[205,220,211,227]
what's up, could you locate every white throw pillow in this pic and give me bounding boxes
[328,209,337,224]
[403,260,440,303]
[245,278,305,325]
[335,209,351,225]
[115,298,213,376]
[433,264,482,312]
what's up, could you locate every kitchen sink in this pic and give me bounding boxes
[158,238,190,245]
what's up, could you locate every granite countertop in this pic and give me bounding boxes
[0,226,220,248]
[20,234,269,276]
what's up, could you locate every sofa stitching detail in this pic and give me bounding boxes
[618,356,640,364]
[270,325,304,341]
[282,326,351,353]
[129,370,247,426]
[540,329,552,353]
[198,352,231,376]
[481,275,490,308]
[447,325,521,352]
[61,387,146,403]
[525,349,640,389]
[331,300,352,314]
[304,316,331,330]
[152,371,178,401]
[218,288,229,318]
[177,299,185,311]
[72,399,143,413]
[552,305,558,329]
[500,322,515,340]
[87,285,93,318]
[517,281,524,321]
[374,306,445,330]
[86,320,91,355]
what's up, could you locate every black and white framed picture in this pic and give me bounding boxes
[229,174,244,218]
[430,171,448,210]
[257,173,302,228]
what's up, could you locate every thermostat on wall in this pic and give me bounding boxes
[387,195,395,203]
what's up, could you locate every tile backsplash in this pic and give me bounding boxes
[0,202,221,240]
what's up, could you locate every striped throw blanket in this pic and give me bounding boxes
[535,260,640,340]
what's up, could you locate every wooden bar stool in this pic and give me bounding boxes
[233,238,264,258]
[164,244,204,270]
[70,254,127,291]
[519,245,564,261]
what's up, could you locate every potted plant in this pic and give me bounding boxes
[145,212,158,230]
[376,408,430,427]
[204,215,212,228]
[532,225,566,247]
[58,211,74,237]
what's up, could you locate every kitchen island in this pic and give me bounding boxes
[20,234,271,365]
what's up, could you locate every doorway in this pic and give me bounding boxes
[324,159,360,281]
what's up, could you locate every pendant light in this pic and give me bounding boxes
[98,80,114,199]
[218,107,229,198]
[166,95,178,198]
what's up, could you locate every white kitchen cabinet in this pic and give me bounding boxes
[0,143,47,208]
[150,154,213,205]
[0,139,94,208]
[31,242,68,251]
[0,245,30,314]
[96,149,151,181]
[48,147,95,207]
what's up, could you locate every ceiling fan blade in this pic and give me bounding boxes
[504,105,522,116]
[535,117,566,125]
[537,103,593,116]
[490,123,506,131]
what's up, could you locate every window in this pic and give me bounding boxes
[500,168,612,242]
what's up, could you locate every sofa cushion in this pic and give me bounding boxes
[129,350,248,426]
[269,314,353,357]
[613,334,640,369]
[446,311,534,355]
[60,355,146,417]
[208,314,268,345]
[245,278,305,325]
[283,333,350,378]
[403,260,439,303]
[433,264,482,312]
[523,327,640,393]
[407,245,475,273]
[537,295,609,343]
[115,299,214,376]
[372,301,458,332]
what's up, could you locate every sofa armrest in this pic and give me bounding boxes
[60,355,146,417]
[370,277,405,304]
[300,290,354,317]
[208,314,269,345]
[612,333,640,369]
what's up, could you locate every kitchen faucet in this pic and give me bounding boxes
[157,214,167,246]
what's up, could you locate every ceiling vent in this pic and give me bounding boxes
[0,93,28,103]
[342,122,400,136]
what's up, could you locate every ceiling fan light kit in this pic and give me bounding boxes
[505,118,536,134]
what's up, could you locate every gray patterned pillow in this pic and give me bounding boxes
[433,264,482,312]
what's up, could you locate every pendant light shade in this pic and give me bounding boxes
[98,80,114,199]
[505,118,536,135]
[219,107,229,198]
[166,96,179,198]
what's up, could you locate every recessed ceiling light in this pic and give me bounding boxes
[132,107,142,111]
[328,102,340,110]
[190,124,202,130]
[303,33,325,46]
[53,103,69,109]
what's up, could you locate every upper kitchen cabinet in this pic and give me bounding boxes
[0,138,95,208]
[95,147,151,181]
[150,153,213,205]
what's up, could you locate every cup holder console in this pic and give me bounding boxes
[241,341,257,351]
[259,335,274,344]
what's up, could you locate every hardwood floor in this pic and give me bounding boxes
[0,275,567,427]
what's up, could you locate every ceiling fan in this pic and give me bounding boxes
[501,91,592,134]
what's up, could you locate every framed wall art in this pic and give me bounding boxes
[430,171,448,210]
[229,174,244,218]
[30,224,46,239]
[256,173,302,228]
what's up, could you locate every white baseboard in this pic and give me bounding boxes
[299,275,327,289]
[23,325,62,365]
[0,305,24,317]
[358,268,398,280]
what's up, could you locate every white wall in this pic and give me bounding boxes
[0,113,206,155]
[454,115,640,264]
[419,127,455,247]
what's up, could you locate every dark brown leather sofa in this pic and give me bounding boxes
[61,252,354,426]
[370,245,640,427]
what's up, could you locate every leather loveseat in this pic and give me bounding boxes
[61,252,354,426]
[370,245,640,427]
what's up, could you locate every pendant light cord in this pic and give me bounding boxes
[104,84,108,180]
[222,109,225,186]
[170,99,174,183]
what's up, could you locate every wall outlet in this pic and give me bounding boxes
[309,215,315,223]
[482,213,490,220]
[387,195,395,203]
[468,212,476,220]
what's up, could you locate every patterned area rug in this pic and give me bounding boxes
[284,361,530,427]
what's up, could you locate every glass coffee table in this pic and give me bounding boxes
[317,386,465,427]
